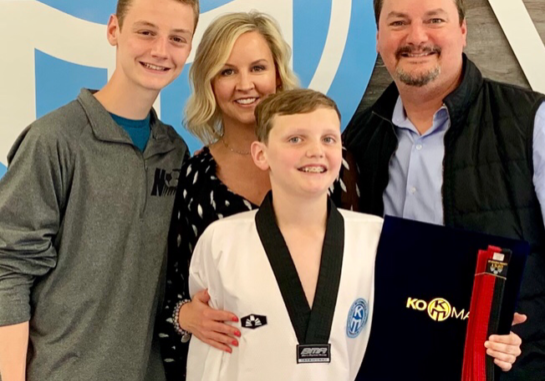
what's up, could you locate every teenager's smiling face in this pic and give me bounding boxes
[108,0,195,94]
[253,107,342,199]
[212,31,279,129]
[376,0,467,89]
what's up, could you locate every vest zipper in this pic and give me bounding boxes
[371,111,400,215]
[441,108,453,226]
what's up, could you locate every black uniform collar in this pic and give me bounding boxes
[255,192,345,344]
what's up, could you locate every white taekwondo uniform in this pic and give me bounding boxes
[187,193,383,381]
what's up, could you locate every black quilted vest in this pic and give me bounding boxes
[344,56,545,378]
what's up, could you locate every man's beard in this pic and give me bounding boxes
[394,44,441,87]
[396,66,441,87]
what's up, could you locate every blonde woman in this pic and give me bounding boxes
[158,12,358,380]
[159,12,297,380]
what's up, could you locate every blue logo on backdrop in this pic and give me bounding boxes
[0,0,377,179]
[347,298,369,338]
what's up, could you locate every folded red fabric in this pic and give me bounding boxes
[462,246,509,381]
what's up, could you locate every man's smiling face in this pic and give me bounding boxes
[376,0,467,89]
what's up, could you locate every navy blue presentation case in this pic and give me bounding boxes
[357,216,529,381]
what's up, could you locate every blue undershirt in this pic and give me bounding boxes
[383,98,545,226]
[110,113,151,152]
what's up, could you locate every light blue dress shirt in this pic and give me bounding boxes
[383,98,545,226]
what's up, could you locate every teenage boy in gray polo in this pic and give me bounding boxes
[0,0,199,380]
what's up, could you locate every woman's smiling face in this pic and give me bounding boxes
[212,31,279,128]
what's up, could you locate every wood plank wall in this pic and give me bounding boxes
[357,0,545,112]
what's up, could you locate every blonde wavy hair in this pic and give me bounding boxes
[185,11,299,144]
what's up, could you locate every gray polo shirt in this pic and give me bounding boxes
[0,89,188,381]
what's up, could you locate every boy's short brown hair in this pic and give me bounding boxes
[255,89,341,143]
[116,0,200,30]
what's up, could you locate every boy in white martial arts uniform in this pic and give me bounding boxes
[186,89,383,381]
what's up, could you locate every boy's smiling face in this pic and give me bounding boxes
[252,107,342,199]
[107,0,195,95]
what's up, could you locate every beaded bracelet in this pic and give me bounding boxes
[172,299,192,343]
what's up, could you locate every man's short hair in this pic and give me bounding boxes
[255,89,341,143]
[373,0,466,26]
[116,0,200,30]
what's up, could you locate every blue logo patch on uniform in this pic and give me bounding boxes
[347,298,368,338]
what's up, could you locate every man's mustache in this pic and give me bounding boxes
[395,45,442,58]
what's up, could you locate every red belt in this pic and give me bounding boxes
[462,246,509,381]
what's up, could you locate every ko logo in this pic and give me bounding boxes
[406,296,469,322]
[427,298,452,322]
[347,298,369,338]
[0,0,377,179]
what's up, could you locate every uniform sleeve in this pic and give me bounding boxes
[0,126,69,325]
[160,216,221,380]
[188,225,225,310]
[187,231,211,298]
[330,147,361,211]
[533,101,545,225]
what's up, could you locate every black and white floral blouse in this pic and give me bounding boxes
[158,146,359,380]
